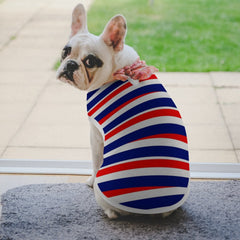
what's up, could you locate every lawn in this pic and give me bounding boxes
[86,0,240,72]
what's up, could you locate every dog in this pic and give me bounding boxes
[57,3,190,219]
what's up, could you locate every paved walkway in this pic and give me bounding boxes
[0,0,239,165]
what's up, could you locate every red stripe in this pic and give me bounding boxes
[105,109,181,140]
[139,74,158,82]
[102,186,171,198]
[88,82,132,117]
[135,133,188,144]
[96,159,189,177]
[99,92,153,125]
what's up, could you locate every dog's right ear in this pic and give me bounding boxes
[70,4,88,37]
[101,15,127,52]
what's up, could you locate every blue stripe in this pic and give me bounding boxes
[87,81,125,111]
[121,194,184,210]
[103,98,176,134]
[87,88,99,100]
[104,124,187,154]
[98,175,189,192]
[95,84,167,122]
[102,146,189,167]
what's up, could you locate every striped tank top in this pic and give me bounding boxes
[87,75,190,214]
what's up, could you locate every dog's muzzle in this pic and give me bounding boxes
[60,60,79,82]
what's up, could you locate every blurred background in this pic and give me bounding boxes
[0,0,239,176]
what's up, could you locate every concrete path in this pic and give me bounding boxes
[0,0,239,164]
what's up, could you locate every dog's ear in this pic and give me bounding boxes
[71,4,88,37]
[101,15,127,52]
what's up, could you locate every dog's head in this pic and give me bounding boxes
[56,4,138,91]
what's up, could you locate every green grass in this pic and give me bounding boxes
[86,0,240,72]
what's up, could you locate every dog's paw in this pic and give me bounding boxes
[86,175,95,188]
[104,209,119,219]
[161,210,174,218]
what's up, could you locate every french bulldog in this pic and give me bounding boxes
[57,4,190,219]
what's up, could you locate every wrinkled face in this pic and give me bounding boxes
[57,33,112,90]
[56,4,127,91]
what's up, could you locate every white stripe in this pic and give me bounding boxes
[104,116,185,146]
[87,80,125,103]
[104,138,188,158]
[101,92,172,127]
[104,106,177,134]
[118,188,189,214]
[87,83,109,103]
[87,81,130,113]
[96,168,189,184]
[89,81,135,118]
[107,187,188,203]
[87,78,161,103]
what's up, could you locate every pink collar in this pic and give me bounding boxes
[112,58,159,81]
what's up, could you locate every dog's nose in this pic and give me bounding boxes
[61,60,79,82]
[65,60,79,72]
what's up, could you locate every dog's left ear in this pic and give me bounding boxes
[101,15,127,52]
[71,3,88,37]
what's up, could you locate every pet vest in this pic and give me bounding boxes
[87,75,190,214]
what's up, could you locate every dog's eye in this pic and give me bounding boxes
[61,46,71,60]
[83,54,103,68]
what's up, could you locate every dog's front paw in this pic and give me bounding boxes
[104,209,119,219]
[86,175,95,188]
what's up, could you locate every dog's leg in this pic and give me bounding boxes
[161,210,175,218]
[87,123,130,219]
[86,121,104,187]
[93,181,131,219]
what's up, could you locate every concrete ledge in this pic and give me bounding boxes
[1,159,240,179]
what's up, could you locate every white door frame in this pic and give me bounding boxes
[1,159,240,179]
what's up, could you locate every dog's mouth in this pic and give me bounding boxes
[59,71,75,82]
